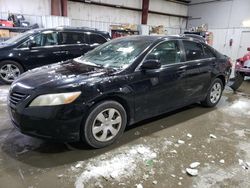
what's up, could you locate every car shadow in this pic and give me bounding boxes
[0,100,218,169]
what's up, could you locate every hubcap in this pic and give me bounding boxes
[210,82,222,104]
[0,64,20,82]
[92,108,122,142]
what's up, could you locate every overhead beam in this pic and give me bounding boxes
[141,0,150,24]
[189,0,232,6]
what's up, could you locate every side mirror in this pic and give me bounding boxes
[141,59,161,70]
[28,40,36,49]
[247,47,250,51]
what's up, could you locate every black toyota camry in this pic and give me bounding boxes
[8,36,231,148]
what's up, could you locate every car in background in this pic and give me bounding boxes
[0,26,110,84]
[8,35,232,148]
[229,47,250,90]
[183,34,206,43]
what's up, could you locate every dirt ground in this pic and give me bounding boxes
[0,81,250,188]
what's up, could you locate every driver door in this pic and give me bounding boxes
[16,31,63,69]
[131,40,187,121]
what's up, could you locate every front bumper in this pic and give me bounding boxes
[8,90,88,142]
[235,61,250,76]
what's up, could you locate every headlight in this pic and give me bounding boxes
[29,91,81,107]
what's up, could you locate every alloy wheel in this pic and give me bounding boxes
[0,64,21,82]
[92,108,122,142]
[210,82,222,104]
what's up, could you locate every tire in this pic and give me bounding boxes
[81,100,127,148]
[228,72,244,91]
[0,60,24,84]
[201,78,223,107]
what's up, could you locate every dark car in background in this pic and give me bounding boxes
[0,26,110,84]
[8,36,231,148]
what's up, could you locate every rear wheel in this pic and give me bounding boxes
[201,78,223,107]
[0,60,24,84]
[81,100,127,148]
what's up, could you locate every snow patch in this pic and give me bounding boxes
[0,88,9,103]
[74,145,157,188]
[222,99,250,117]
[190,162,200,169]
[233,130,245,137]
[186,168,198,176]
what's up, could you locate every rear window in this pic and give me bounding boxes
[89,34,107,45]
[183,40,205,61]
[59,32,88,45]
[203,44,216,58]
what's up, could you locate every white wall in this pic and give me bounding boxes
[0,0,51,16]
[148,0,187,30]
[188,0,250,29]
[188,0,250,60]
[68,0,188,34]
[68,1,141,25]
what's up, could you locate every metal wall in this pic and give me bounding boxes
[188,0,250,60]
[68,0,188,34]
[0,0,51,16]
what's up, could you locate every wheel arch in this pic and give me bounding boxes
[0,58,26,71]
[88,94,133,126]
[216,74,226,88]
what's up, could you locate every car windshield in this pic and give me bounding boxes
[2,30,36,44]
[76,38,152,69]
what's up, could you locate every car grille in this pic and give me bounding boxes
[9,92,28,106]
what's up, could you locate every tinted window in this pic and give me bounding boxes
[183,41,204,61]
[146,41,181,65]
[19,32,58,48]
[203,45,216,58]
[60,32,87,45]
[89,34,107,45]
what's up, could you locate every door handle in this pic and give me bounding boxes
[177,68,186,74]
[211,62,216,67]
[60,51,69,54]
[53,51,61,55]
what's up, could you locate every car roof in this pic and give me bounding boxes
[32,26,110,36]
[112,35,206,44]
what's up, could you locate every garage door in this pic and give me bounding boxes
[238,31,250,58]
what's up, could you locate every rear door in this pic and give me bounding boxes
[181,40,214,101]
[58,31,90,60]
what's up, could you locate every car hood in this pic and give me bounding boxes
[12,59,117,91]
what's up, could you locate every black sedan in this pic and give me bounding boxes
[8,36,231,148]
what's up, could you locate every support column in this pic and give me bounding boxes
[51,0,61,16]
[141,0,149,24]
[61,0,68,17]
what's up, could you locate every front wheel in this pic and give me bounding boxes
[81,100,127,148]
[228,71,244,91]
[0,60,24,84]
[201,78,223,107]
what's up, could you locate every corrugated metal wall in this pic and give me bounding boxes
[68,0,187,35]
